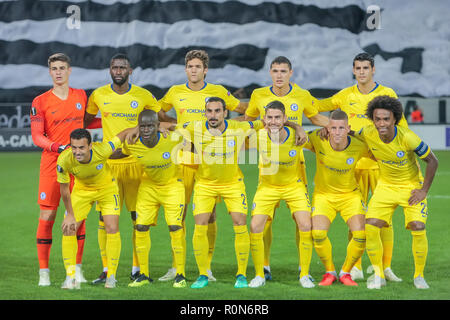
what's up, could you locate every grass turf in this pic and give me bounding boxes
[0,150,449,301]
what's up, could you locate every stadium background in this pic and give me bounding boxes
[0,0,449,302]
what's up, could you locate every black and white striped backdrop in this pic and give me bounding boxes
[0,0,449,102]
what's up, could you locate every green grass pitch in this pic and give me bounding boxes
[0,150,449,301]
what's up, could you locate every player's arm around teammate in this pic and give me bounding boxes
[247,101,314,289]
[58,127,134,289]
[123,110,187,288]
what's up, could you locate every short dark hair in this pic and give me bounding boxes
[330,109,348,121]
[366,95,403,125]
[70,128,92,144]
[138,109,158,123]
[265,100,285,114]
[185,50,209,69]
[205,96,226,111]
[270,56,292,70]
[353,52,374,68]
[48,53,71,67]
[110,53,131,67]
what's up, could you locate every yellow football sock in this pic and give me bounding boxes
[135,229,150,277]
[106,232,121,278]
[312,229,335,272]
[170,229,185,276]
[381,225,394,269]
[131,219,139,270]
[365,224,384,278]
[350,230,363,271]
[296,227,301,269]
[170,220,185,269]
[98,220,107,269]
[234,225,250,277]
[298,230,313,278]
[411,230,428,278]
[341,230,366,273]
[263,219,273,266]
[62,235,77,278]
[250,232,265,278]
[192,224,209,276]
[207,221,217,270]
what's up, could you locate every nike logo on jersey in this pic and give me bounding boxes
[104,102,111,105]
[137,156,143,158]
[179,98,187,101]
[350,102,356,105]
[51,110,58,114]
[319,151,326,155]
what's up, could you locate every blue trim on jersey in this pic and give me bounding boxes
[387,126,398,143]
[111,83,132,94]
[108,141,116,151]
[357,82,379,94]
[268,126,290,144]
[88,150,93,163]
[248,121,254,129]
[140,131,161,148]
[414,141,429,157]
[206,119,228,134]
[186,81,207,91]
[270,83,292,97]
[369,82,379,93]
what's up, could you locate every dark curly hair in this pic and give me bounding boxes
[366,95,404,125]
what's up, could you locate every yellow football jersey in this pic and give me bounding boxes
[355,125,430,186]
[56,136,122,190]
[257,127,304,186]
[158,82,240,125]
[305,129,370,193]
[122,131,183,185]
[316,83,408,169]
[86,84,160,141]
[180,119,262,184]
[245,83,318,124]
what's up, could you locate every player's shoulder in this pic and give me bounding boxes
[32,89,53,106]
[291,83,311,95]
[375,83,396,96]
[91,84,111,96]
[58,147,73,163]
[250,86,270,97]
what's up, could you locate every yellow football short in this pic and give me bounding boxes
[366,183,428,228]
[312,190,366,223]
[71,182,120,222]
[251,180,311,219]
[135,179,185,227]
[355,168,379,204]
[107,158,143,212]
[193,178,248,215]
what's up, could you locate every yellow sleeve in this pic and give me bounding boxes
[303,91,319,118]
[219,86,240,111]
[56,152,71,184]
[121,141,131,156]
[158,88,173,112]
[245,91,261,118]
[249,120,264,131]
[143,90,161,112]
[405,130,431,159]
[316,96,339,112]
[302,132,314,151]
[86,90,99,115]
[98,136,122,159]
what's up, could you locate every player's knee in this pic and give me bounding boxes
[136,224,149,232]
[407,221,426,231]
[312,229,328,245]
[168,225,182,232]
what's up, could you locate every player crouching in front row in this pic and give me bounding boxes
[58,127,134,289]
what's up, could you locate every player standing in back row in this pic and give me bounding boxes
[84,53,160,283]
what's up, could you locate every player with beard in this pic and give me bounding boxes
[84,53,160,283]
